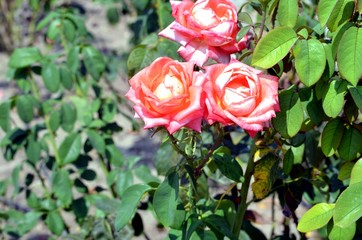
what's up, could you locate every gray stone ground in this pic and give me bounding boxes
[0,1,317,239]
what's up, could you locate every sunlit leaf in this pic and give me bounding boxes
[334,181,362,227]
[252,26,298,69]
[277,0,298,28]
[322,79,347,117]
[321,118,344,157]
[337,26,362,86]
[297,203,335,232]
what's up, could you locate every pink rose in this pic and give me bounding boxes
[125,57,206,134]
[204,60,279,137]
[159,0,251,67]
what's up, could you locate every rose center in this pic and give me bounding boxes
[153,73,184,101]
[192,7,219,28]
[222,81,255,115]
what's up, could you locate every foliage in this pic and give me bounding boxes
[1,0,362,239]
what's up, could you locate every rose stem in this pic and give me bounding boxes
[232,132,260,236]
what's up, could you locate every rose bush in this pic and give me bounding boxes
[125,57,206,134]
[204,60,279,137]
[159,0,251,66]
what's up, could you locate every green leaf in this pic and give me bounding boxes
[331,22,353,58]
[213,147,243,182]
[317,0,343,27]
[153,171,179,227]
[348,86,362,111]
[114,170,133,197]
[323,43,335,79]
[0,101,11,132]
[350,159,362,185]
[329,223,356,240]
[156,1,173,30]
[52,169,72,207]
[338,126,362,161]
[49,110,60,132]
[322,79,347,117]
[283,148,294,175]
[277,0,298,28]
[272,86,304,138]
[62,19,76,42]
[60,102,77,132]
[115,184,152,230]
[106,7,120,25]
[86,129,105,155]
[203,215,234,239]
[16,95,34,123]
[252,26,298,69]
[42,61,60,93]
[26,138,41,164]
[294,39,326,86]
[45,210,65,236]
[82,46,105,81]
[334,181,362,227]
[60,65,73,90]
[297,203,335,232]
[36,11,60,31]
[321,118,345,157]
[337,26,362,86]
[47,19,61,40]
[127,46,147,74]
[66,46,80,74]
[59,133,82,165]
[326,0,354,32]
[9,47,41,68]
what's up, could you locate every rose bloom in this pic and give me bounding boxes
[204,60,279,137]
[125,57,206,134]
[159,0,251,67]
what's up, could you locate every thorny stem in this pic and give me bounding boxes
[232,132,260,237]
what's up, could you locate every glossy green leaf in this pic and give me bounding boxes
[277,0,298,28]
[338,161,355,181]
[294,39,326,86]
[334,181,362,227]
[42,62,60,93]
[297,203,335,232]
[16,95,34,123]
[213,147,243,182]
[59,65,73,90]
[322,79,347,117]
[326,0,354,32]
[348,86,362,111]
[338,127,362,161]
[8,47,41,68]
[329,223,356,240]
[45,210,65,236]
[252,26,298,69]
[350,159,362,185]
[127,46,147,74]
[86,129,105,155]
[115,184,151,230]
[82,46,105,81]
[321,118,344,157]
[272,86,304,138]
[52,169,72,207]
[59,133,82,165]
[0,101,11,132]
[60,102,77,132]
[337,26,362,86]
[317,0,343,27]
[331,22,353,58]
[156,0,173,30]
[153,171,179,227]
